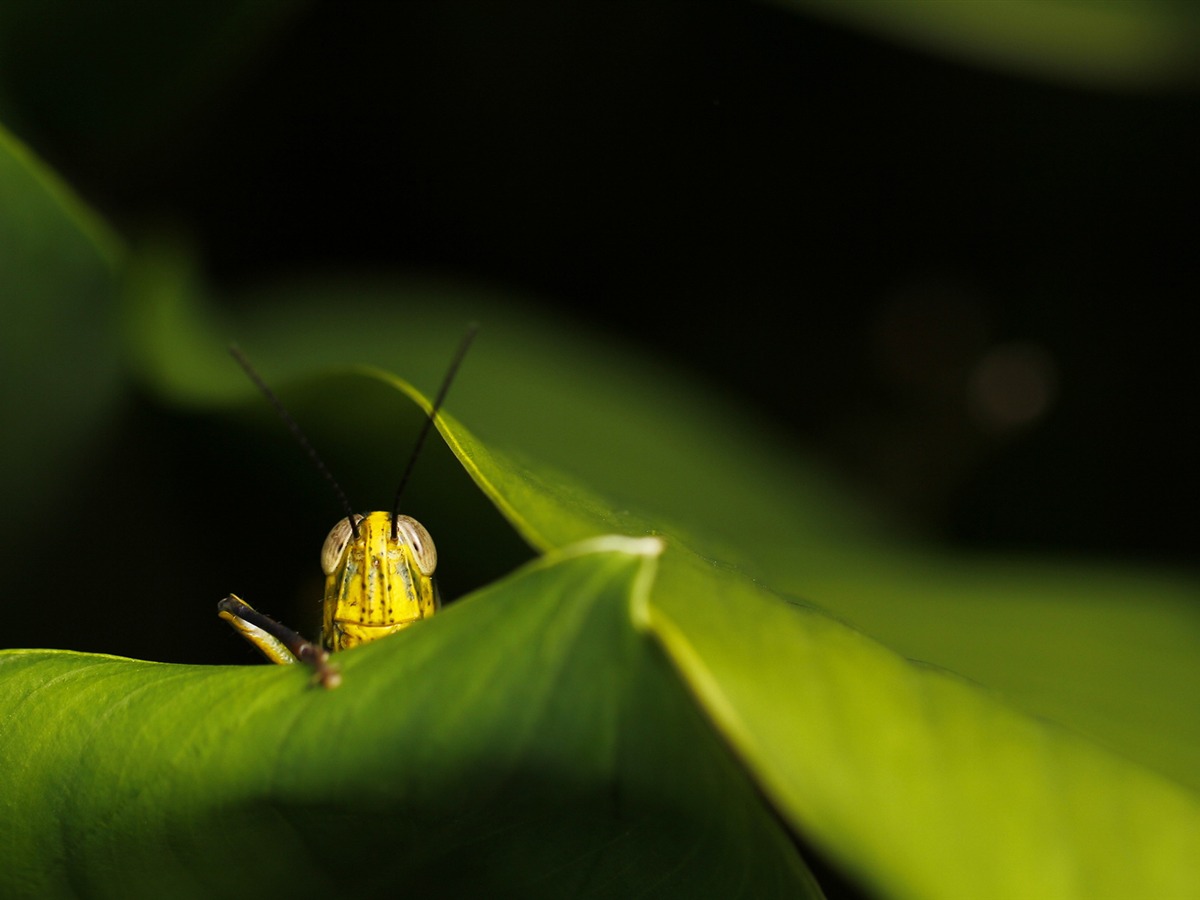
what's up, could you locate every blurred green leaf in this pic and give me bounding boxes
[0,126,123,535]
[775,0,1200,88]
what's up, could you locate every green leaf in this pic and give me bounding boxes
[381,368,1200,898]
[5,327,1199,895]
[646,554,1200,899]
[0,537,819,898]
[5,211,1193,896]
[120,248,1200,798]
[234,364,1200,897]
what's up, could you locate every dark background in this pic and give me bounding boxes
[3,1,1197,583]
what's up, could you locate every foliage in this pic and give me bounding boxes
[3,2,1200,895]
[2,127,1199,898]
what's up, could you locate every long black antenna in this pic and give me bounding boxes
[229,345,360,539]
[391,324,479,539]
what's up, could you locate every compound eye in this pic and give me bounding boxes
[320,515,362,575]
[392,515,437,577]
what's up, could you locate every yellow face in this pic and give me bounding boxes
[320,511,439,652]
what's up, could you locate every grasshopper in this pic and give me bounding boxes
[218,327,476,688]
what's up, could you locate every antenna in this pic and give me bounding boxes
[229,346,360,539]
[391,324,479,539]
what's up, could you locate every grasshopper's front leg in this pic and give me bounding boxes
[218,595,341,689]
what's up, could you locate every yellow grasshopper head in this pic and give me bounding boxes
[320,511,439,652]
